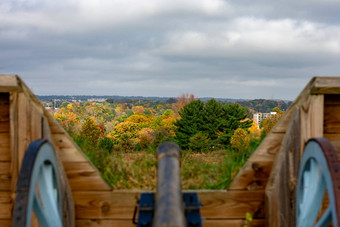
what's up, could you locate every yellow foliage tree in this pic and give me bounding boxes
[231,128,250,152]
[248,121,261,139]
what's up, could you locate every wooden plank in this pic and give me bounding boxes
[75,219,265,227]
[73,190,264,220]
[324,104,340,133]
[0,162,11,191]
[63,162,111,191]
[17,92,31,170]
[0,75,18,92]
[265,107,300,227]
[229,132,284,190]
[311,77,340,94]
[52,133,88,162]
[10,91,18,192]
[0,133,10,161]
[300,95,324,155]
[0,105,9,122]
[203,219,265,227]
[76,220,135,227]
[0,220,12,227]
[0,192,12,219]
[30,105,43,141]
[0,122,9,133]
[56,147,88,162]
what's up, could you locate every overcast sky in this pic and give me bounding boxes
[1,0,340,100]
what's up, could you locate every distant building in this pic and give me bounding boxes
[253,112,277,128]
[87,98,106,102]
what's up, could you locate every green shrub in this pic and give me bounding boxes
[188,132,211,152]
[99,137,114,153]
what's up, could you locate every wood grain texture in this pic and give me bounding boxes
[73,190,264,220]
[0,75,18,92]
[0,133,10,161]
[0,192,12,219]
[63,162,111,191]
[0,162,11,191]
[9,91,18,192]
[75,219,266,227]
[0,220,12,227]
[311,77,340,94]
[265,107,300,227]
[300,95,324,155]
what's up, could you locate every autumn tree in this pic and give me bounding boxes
[231,128,250,152]
[172,93,195,118]
[80,118,102,145]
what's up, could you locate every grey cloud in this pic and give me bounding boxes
[1,0,340,100]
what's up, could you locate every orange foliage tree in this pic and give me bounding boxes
[172,93,195,118]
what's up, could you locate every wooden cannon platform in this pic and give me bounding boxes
[0,75,339,226]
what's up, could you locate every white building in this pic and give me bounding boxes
[253,112,277,128]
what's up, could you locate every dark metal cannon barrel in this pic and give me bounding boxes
[153,142,186,227]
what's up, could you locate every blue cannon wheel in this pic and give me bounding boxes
[296,138,340,227]
[13,140,63,227]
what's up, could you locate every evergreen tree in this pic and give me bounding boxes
[202,99,223,141]
[175,100,252,150]
[218,104,252,146]
[174,100,205,149]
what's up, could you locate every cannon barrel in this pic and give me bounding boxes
[153,142,186,227]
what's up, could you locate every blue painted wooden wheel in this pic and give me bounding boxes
[13,139,63,227]
[296,138,340,227]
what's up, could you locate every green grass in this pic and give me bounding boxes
[74,136,259,190]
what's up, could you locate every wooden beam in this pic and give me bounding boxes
[9,91,18,192]
[265,107,300,227]
[73,190,264,220]
[0,192,12,219]
[63,162,111,191]
[75,219,266,227]
[0,162,11,191]
[0,133,10,161]
[311,77,340,94]
[300,95,324,155]
[0,75,18,92]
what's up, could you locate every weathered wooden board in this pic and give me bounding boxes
[300,95,324,155]
[9,91,18,192]
[324,104,340,133]
[0,192,12,219]
[0,162,11,191]
[265,107,300,227]
[311,77,340,94]
[0,133,10,161]
[63,162,111,191]
[0,75,18,92]
[75,220,135,227]
[56,147,89,162]
[75,219,266,227]
[17,92,31,170]
[0,122,9,133]
[0,105,9,122]
[0,220,12,227]
[73,191,264,220]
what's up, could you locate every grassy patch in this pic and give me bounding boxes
[75,139,256,190]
